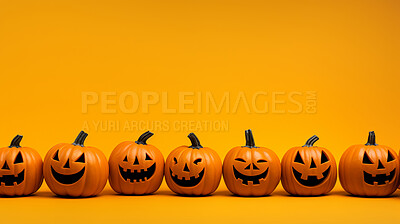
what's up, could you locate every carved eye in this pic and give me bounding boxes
[363,152,374,164]
[321,151,329,164]
[173,157,178,164]
[123,155,128,162]
[75,153,85,163]
[194,158,202,165]
[387,151,395,162]
[294,151,304,164]
[53,150,59,161]
[257,159,267,163]
[235,158,246,162]
[14,152,23,164]
[145,153,152,160]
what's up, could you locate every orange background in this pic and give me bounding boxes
[1,0,400,223]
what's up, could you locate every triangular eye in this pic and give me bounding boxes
[321,151,329,164]
[145,153,152,160]
[53,150,59,161]
[294,151,304,164]
[363,152,374,164]
[14,152,23,164]
[75,153,85,163]
[123,155,128,162]
[387,151,395,162]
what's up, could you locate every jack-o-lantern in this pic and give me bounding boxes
[223,130,281,196]
[281,135,337,196]
[339,131,400,197]
[43,131,108,197]
[109,131,164,195]
[165,133,222,195]
[0,135,43,196]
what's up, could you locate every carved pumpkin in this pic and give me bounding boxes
[109,131,164,195]
[43,131,108,197]
[0,135,43,196]
[339,131,399,197]
[223,130,281,196]
[281,135,337,195]
[165,133,222,195]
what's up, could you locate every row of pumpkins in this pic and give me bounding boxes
[0,130,397,197]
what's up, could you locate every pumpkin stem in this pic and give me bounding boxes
[136,131,154,145]
[188,133,203,149]
[9,135,23,148]
[244,129,258,148]
[365,131,377,146]
[72,131,88,147]
[303,135,319,147]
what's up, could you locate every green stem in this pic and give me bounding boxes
[72,131,88,147]
[244,129,258,148]
[9,135,23,148]
[188,133,203,149]
[135,131,154,145]
[303,135,319,147]
[365,131,377,146]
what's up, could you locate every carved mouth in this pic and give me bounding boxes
[0,170,25,186]
[363,169,396,185]
[119,163,156,182]
[233,166,269,185]
[51,166,85,185]
[170,168,204,187]
[292,166,330,187]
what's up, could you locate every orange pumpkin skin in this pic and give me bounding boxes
[281,135,337,196]
[109,131,164,195]
[165,133,222,196]
[339,131,400,197]
[43,131,108,197]
[0,135,43,196]
[223,130,281,196]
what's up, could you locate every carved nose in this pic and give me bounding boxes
[133,157,139,165]
[63,159,70,168]
[310,158,317,168]
[244,163,259,170]
[2,161,10,170]
[378,160,385,169]
[183,163,190,172]
[252,163,259,170]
